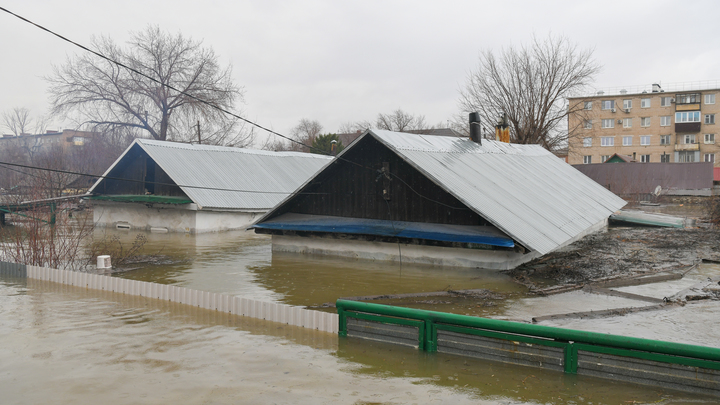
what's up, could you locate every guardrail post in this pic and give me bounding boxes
[337,302,348,337]
[564,342,578,374]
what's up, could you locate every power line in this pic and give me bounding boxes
[0,160,326,196]
[0,7,469,211]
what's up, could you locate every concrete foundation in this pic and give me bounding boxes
[270,219,608,270]
[92,201,263,234]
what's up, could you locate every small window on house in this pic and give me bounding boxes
[705,134,715,144]
[584,101,592,110]
[601,137,614,146]
[622,136,632,146]
[583,137,592,147]
[623,99,632,110]
[641,154,651,163]
[584,120,592,129]
[601,155,610,163]
[623,118,632,128]
[641,117,651,127]
[705,94,716,105]
[583,155,592,164]
[705,153,715,163]
[679,151,696,162]
[684,134,697,144]
[640,135,651,146]
[661,97,672,107]
[706,114,716,124]
[602,119,614,128]
[601,100,614,110]
[660,135,671,145]
[641,98,651,108]
[660,116,672,126]
[660,154,670,163]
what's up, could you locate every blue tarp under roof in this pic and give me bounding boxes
[252,213,514,247]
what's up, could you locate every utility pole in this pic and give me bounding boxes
[197,120,201,144]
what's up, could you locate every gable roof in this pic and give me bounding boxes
[256,130,626,255]
[89,139,332,211]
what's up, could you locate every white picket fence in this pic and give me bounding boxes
[15,264,338,333]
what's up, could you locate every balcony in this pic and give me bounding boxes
[675,143,700,151]
[675,122,701,133]
[676,103,701,111]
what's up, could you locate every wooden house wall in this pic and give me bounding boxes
[280,136,487,226]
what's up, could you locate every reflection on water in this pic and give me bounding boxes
[105,228,529,313]
[2,278,715,404]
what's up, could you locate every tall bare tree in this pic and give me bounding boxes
[46,26,251,146]
[339,109,433,134]
[2,107,51,136]
[457,35,600,150]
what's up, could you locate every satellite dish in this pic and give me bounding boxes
[653,185,662,196]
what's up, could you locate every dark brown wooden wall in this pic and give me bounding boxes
[95,145,185,197]
[280,136,486,225]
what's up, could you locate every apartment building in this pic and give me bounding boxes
[0,129,94,155]
[568,84,720,167]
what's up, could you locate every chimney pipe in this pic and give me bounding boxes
[469,112,481,144]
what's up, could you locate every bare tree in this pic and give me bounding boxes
[286,119,323,152]
[456,35,600,151]
[47,26,251,146]
[2,107,51,136]
[339,109,433,134]
[376,109,429,132]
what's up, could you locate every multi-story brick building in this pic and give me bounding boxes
[0,129,95,156]
[568,83,720,167]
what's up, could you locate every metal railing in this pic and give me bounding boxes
[337,299,720,394]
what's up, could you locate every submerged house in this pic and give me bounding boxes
[88,139,331,233]
[252,129,626,269]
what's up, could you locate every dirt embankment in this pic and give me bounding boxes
[507,226,720,291]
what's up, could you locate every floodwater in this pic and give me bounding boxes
[1,226,719,404]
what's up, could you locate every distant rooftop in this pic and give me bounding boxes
[573,80,720,98]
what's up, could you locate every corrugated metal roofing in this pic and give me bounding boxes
[90,139,332,211]
[363,130,627,255]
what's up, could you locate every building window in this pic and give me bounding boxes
[584,101,592,110]
[601,100,614,110]
[705,153,715,163]
[661,97,673,107]
[660,116,671,126]
[705,134,715,144]
[677,93,700,104]
[583,137,592,147]
[623,99,632,110]
[622,136,632,146]
[641,98,651,108]
[678,151,695,162]
[640,135,651,145]
[601,119,614,128]
[684,134,697,144]
[676,111,701,123]
[661,154,670,163]
[584,120,592,129]
[705,114,715,124]
[641,117,651,127]
[705,94,716,105]
[623,118,632,128]
[601,137,614,146]
[583,155,592,164]
[641,154,651,163]
[601,155,610,163]
[660,135,671,145]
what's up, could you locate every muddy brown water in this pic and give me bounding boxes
[1,225,719,403]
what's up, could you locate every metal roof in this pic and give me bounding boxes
[89,139,332,211]
[362,130,626,255]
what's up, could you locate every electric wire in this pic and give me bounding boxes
[0,6,470,211]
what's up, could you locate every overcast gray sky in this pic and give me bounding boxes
[2,0,720,146]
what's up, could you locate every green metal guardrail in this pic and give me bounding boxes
[336,299,720,375]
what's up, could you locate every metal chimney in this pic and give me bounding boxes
[469,112,481,144]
